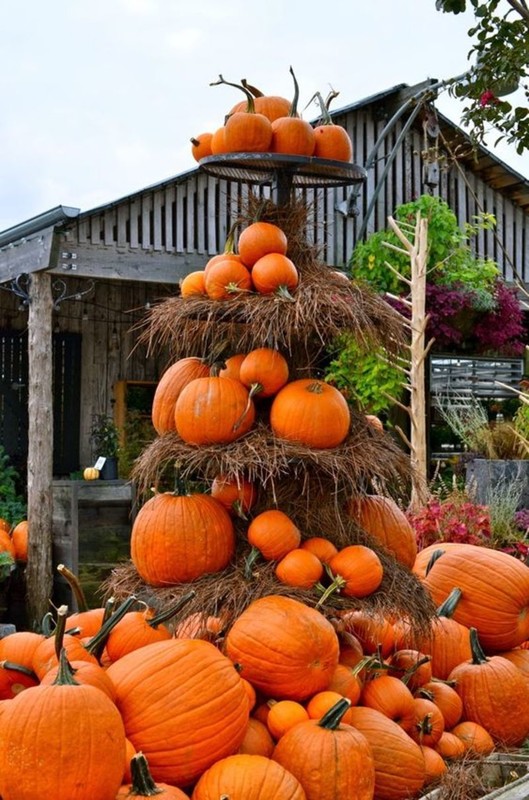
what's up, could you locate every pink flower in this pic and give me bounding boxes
[480,90,498,107]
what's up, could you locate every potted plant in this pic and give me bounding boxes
[89,413,121,480]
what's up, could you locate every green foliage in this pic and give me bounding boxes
[0,446,26,527]
[90,414,121,459]
[118,410,156,479]
[438,0,529,154]
[324,334,404,416]
[349,195,499,295]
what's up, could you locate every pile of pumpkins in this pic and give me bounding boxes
[1,537,529,799]
[180,220,299,301]
[190,68,353,163]
[0,517,28,567]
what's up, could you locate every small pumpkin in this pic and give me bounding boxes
[237,221,288,268]
[180,270,207,298]
[312,91,353,162]
[319,545,384,604]
[83,467,100,481]
[267,699,310,740]
[190,132,213,162]
[211,474,257,518]
[251,253,299,298]
[117,752,188,799]
[239,347,290,399]
[11,519,28,562]
[238,718,275,757]
[270,67,315,157]
[151,357,210,435]
[228,78,292,122]
[204,258,253,300]
[275,548,323,589]
[270,379,350,449]
[247,509,301,561]
[212,76,273,154]
[192,753,306,800]
[174,374,256,445]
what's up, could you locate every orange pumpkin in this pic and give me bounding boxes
[214,77,273,154]
[190,132,213,162]
[204,258,252,300]
[300,537,338,564]
[247,509,301,561]
[228,78,291,122]
[239,347,290,399]
[237,221,288,268]
[151,357,210,435]
[11,520,28,563]
[117,752,188,798]
[224,595,339,701]
[270,379,350,449]
[180,270,207,298]
[416,680,463,730]
[450,720,494,755]
[275,548,323,588]
[107,639,249,787]
[270,67,315,157]
[211,474,257,517]
[420,746,447,785]
[0,660,39,700]
[251,253,299,297]
[174,375,255,445]
[408,697,445,748]
[218,353,246,381]
[360,674,416,733]
[322,545,384,601]
[347,494,417,568]
[267,699,309,739]
[192,753,306,800]
[130,490,235,586]
[238,718,275,757]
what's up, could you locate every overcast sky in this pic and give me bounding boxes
[1,0,527,232]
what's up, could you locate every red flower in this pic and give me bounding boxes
[480,90,498,107]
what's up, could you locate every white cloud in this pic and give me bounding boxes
[165,28,205,54]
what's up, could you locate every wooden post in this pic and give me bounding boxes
[25,270,54,628]
[385,213,430,510]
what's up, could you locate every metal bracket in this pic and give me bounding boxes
[0,273,31,307]
[52,279,95,310]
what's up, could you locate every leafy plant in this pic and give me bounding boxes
[408,491,492,549]
[90,414,120,459]
[0,446,26,526]
[324,334,404,416]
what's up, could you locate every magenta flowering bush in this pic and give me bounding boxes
[408,497,492,550]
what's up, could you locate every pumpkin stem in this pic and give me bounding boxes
[102,595,117,626]
[315,571,347,609]
[241,78,264,98]
[415,711,434,741]
[232,498,249,521]
[56,563,89,612]
[318,697,352,729]
[0,660,38,681]
[53,647,80,686]
[244,546,261,580]
[210,75,256,114]
[425,548,446,576]
[288,65,300,118]
[308,91,334,126]
[398,655,432,687]
[84,595,138,660]
[148,590,196,629]
[436,587,463,618]
[469,627,489,665]
[128,753,164,796]
[40,610,56,636]
[275,284,296,302]
[232,390,254,433]
[53,604,69,663]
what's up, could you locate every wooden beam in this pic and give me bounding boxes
[48,242,205,284]
[0,226,55,283]
[25,270,54,629]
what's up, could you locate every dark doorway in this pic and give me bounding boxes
[0,330,82,479]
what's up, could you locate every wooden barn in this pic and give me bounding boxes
[1,77,529,621]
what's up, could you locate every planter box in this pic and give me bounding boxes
[465,459,529,510]
[422,753,529,799]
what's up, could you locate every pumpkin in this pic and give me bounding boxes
[237,221,288,268]
[450,720,495,755]
[83,467,99,481]
[497,646,529,677]
[117,753,189,799]
[192,753,306,800]
[204,258,253,300]
[107,638,249,787]
[412,541,464,580]
[311,93,353,162]
[275,548,323,588]
[210,126,227,154]
[433,731,466,760]
[270,67,315,157]
[360,674,416,733]
[219,353,246,381]
[273,697,375,800]
[270,379,350,449]
[416,680,463,730]
[11,519,28,562]
[339,609,395,657]
[300,536,338,564]
[229,78,292,122]
[0,649,126,800]
[224,595,339,701]
[251,253,299,297]
[408,697,445,748]
[247,509,301,561]
[211,474,257,517]
[130,489,235,586]
[267,700,310,739]
[0,660,39,699]
[346,494,417,568]
[448,626,529,747]
[190,132,213,162]
[414,588,472,680]
[327,663,362,705]
[174,375,256,445]
[180,270,207,297]
[239,347,290,399]
[386,649,432,692]
[420,746,447,785]
[0,631,44,672]
[0,528,15,559]
[151,357,210,435]
[320,545,384,603]
[422,542,529,650]
[305,690,347,720]
[40,658,116,702]
[346,706,426,800]
[212,76,273,153]
[238,718,275,757]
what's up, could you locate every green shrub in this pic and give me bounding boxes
[0,446,26,527]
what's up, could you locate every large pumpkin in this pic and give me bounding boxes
[151,357,210,435]
[272,698,375,800]
[130,490,235,586]
[224,595,339,700]
[192,754,306,800]
[421,542,529,651]
[270,379,350,449]
[347,494,417,568]
[106,639,249,788]
[174,375,256,445]
[0,650,126,800]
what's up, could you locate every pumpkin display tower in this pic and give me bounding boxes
[106,75,435,634]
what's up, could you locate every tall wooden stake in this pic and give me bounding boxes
[384,213,431,510]
[26,270,54,628]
